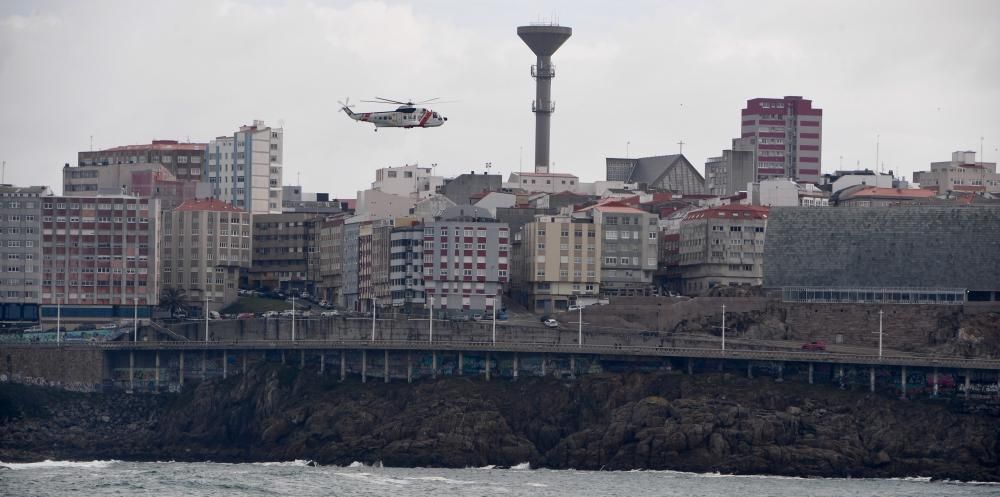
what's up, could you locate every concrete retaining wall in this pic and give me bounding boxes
[0,347,107,392]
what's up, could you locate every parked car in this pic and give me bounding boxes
[262,311,279,318]
[320,310,340,317]
[568,305,583,311]
[539,315,553,323]
[300,292,310,299]
[471,312,483,321]
[300,310,314,318]
[801,341,828,351]
[450,314,471,322]
[237,312,255,320]
[318,300,329,308]
[543,318,559,328]
[172,311,188,319]
[209,311,222,320]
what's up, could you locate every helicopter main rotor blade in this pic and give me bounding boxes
[371,96,409,105]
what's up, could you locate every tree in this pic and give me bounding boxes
[159,287,190,316]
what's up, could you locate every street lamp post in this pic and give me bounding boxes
[492,294,497,345]
[721,304,726,352]
[428,296,434,343]
[56,297,61,345]
[371,298,376,342]
[133,297,138,342]
[291,296,296,341]
[578,305,583,349]
[878,309,883,359]
[204,295,209,342]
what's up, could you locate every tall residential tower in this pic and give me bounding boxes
[740,96,822,184]
[205,120,284,214]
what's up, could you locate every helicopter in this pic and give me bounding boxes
[339,97,448,131]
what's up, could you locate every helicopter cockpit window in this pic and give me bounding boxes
[433,113,439,118]
[398,107,416,114]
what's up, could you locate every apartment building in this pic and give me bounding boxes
[160,199,251,313]
[249,213,318,293]
[39,195,160,323]
[0,185,52,321]
[76,140,208,184]
[357,220,393,311]
[740,96,823,184]
[389,225,426,311]
[512,212,600,313]
[577,202,659,297]
[312,215,348,305]
[422,206,509,314]
[205,121,284,214]
[372,165,444,199]
[341,222,360,310]
[913,151,1000,194]
[678,204,769,294]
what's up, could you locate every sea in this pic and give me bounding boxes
[1,460,997,497]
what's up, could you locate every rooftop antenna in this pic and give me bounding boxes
[2,161,5,184]
[678,140,685,155]
[297,171,301,187]
[90,135,93,152]
[876,134,880,173]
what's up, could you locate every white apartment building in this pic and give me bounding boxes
[372,165,444,199]
[913,151,1000,194]
[205,120,284,214]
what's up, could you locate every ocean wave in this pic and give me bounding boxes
[0,460,120,470]
[511,462,531,470]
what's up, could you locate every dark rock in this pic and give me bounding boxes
[0,369,998,481]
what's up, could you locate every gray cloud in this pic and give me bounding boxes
[1,0,997,197]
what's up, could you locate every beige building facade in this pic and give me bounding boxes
[160,199,251,313]
[513,212,601,312]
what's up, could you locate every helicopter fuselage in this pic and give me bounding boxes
[345,106,447,128]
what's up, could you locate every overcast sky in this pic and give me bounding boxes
[1,0,998,198]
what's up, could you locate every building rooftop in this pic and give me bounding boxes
[511,171,579,178]
[684,204,770,221]
[90,140,207,153]
[841,186,936,199]
[174,198,243,212]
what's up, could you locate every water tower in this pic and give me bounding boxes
[517,23,572,174]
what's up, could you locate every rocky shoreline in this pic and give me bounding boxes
[1,366,998,481]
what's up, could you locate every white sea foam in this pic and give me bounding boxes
[347,461,366,468]
[252,460,313,467]
[404,476,476,484]
[511,462,531,470]
[525,482,548,487]
[0,460,120,470]
[333,471,412,485]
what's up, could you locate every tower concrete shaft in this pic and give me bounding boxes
[518,24,572,174]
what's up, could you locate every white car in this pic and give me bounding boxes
[320,310,340,317]
[543,318,559,328]
[262,311,278,318]
[568,305,582,311]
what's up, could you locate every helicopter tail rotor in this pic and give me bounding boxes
[337,98,355,116]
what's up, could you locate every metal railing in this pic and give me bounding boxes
[14,338,1000,371]
[782,287,967,305]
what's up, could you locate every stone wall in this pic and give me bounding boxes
[763,206,1000,293]
[0,347,107,392]
[781,303,963,351]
